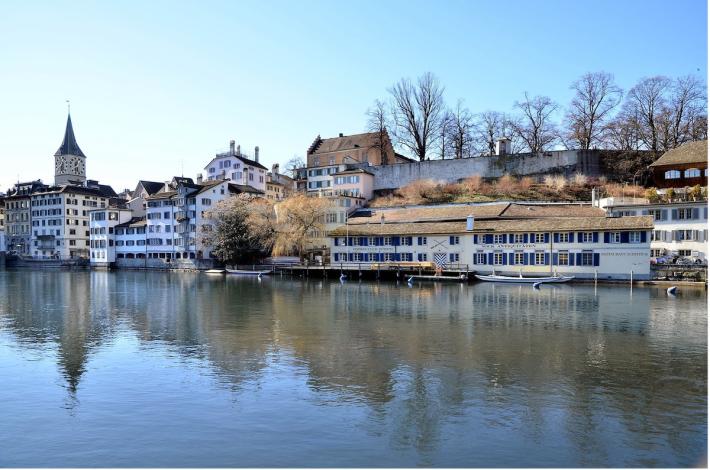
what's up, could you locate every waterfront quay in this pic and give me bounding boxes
[0,270,706,467]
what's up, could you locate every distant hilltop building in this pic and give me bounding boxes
[54,113,87,186]
[648,140,708,189]
[306,131,413,168]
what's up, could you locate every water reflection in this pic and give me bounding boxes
[0,271,705,467]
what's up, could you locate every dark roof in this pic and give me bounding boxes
[649,140,708,167]
[116,216,147,228]
[205,153,269,171]
[96,184,118,198]
[333,168,374,176]
[54,114,86,158]
[138,180,164,195]
[228,183,264,195]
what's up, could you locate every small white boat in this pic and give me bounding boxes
[204,269,226,274]
[475,273,574,284]
[226,269,271,276]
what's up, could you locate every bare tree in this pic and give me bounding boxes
[447,100,474,159]
[625,76,671,154]
[472,111,523,156]
[439,110,455,159]
[512,93,559,153]
[388,72,446,161]
[285,155,305,178]
[565,72,623,149]
[666,75,707,148]
[366,99,391,165]
[604,109,643,151]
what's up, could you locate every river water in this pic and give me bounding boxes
[0,270,706,467]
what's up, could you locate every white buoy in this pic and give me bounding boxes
[667,286,677,296]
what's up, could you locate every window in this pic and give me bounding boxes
[677,208,694,220]
[609,232,621,243]
[353,237,360,246]
[677,230,695,241]
[449,253,460,263]
[450,236,460,245]
[581,251,594,266]
[513,234,525,243]
[664,170,681,179]
[535,233,545,243]
[402,253,413,262]
[514,252,524,265]
[418,253,428,262]
[383,237,392,246]
[201,198,211,206]
[629,231,641,243]
[685,168,701,178]
[582,232,594,243]
[535,251,546,265]
[402,237,413,246]
[558,251,569,265]
[368,237,377,246]
[384,253,393,262]
[474,252,486,264]
[493,234,504,244]
[417,236,427,245]
[557,232,569,243]
[678,249,692,257]
[649,209,663,221]
[493,252,504,265]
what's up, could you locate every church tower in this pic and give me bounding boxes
[54,113,87,186]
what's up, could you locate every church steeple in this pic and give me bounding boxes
[54,113,86,158]
[54,112,87,186]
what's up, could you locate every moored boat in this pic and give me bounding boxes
[204,269,226,274]
[474,273,574,284]
[226,269,271,275]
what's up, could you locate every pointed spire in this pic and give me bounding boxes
[54,113,86,158]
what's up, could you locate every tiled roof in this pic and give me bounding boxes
[649,140,708,167]
[347,203,510,225]
[499,203,605,218]
[330,216,653,236]
[333,168,374,176]
[309,132,380,155]
[138,181,164,195]
[116,217,147,228]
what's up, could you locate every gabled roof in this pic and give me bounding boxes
[228,183,264,195]
[650,140,708,167]
[308,132,383,155]
[54,114,86,158]
[137,180,164,196]
[204,153,269,171]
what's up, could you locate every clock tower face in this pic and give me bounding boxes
[54,113,87,185]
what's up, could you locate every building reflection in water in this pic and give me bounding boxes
[0,271,705,465]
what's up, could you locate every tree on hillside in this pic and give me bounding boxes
[273,194,333,258]
[447,100,474,159]
[624,76,671,154]
[388,72,446,161]
[512,92,559,153]
[662,75,707,150]
[472,111,522,156]
[366,99,391,165]
[603,109,643,151]
[565,71,623,150]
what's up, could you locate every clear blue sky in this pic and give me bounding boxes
[1,0,706,192]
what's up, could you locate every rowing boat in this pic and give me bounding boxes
[204,269,226,274]
[226,269,271,275]
[474,274,574,284]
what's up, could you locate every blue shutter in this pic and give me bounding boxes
[577,232,583,243]
[568,232,574,243]
[333,253,338,262]
[523,233,529,243]
[620,232,629,243]
[544,253,549,265]
[704,207,708,219]
[449,236,454,245]
[361,237,368,246]
[407,236,413,245]
[576,253,582,265]
[693,208,700,219]
[334,237,340,246]
[485,234,493,244]
[554,233,559,243]
[640,231,647,243]
[671,209,678,220]
[552,253,558,265]
[523,253,529,265]
[569,253,575,266]
[488,253,493,265]
[593,253,600,266]
[544,233,549,243]
[473,234,478,244]
[393,236,400,246]
[592,232,599,243]
[348,253,354,262]
[502,234,508,243]
[347,237,353,246]
[603,232,609,243]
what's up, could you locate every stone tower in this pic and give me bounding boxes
[54,113,86,185]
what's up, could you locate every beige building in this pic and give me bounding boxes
[306,131,411,168]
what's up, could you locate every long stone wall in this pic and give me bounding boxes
[366,150,600,190]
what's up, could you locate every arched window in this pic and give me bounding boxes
[664,170,681,179]
[685,168,701,178]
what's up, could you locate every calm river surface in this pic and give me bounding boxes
[0,270,706,467]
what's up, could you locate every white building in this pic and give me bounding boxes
[328,203,653,281]
[88,208,133,267]
[30,185,116,259]
[203,140,268,192]
[598,197,708,262]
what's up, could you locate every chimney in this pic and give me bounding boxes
[466,215,475,231]
[254,146,260,162]
[229,140,235,155]
[339,133,344,137]
[196,173,203,184]
[272,163,280,175]
[496,138,511,156]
